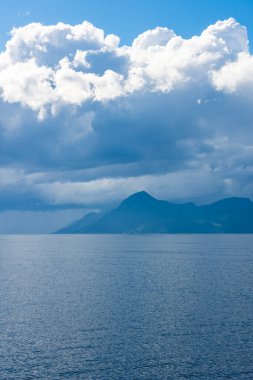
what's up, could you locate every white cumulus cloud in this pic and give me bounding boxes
[0,17,250,117]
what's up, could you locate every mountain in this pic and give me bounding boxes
[56,211,103,234]
[55,191,253,234]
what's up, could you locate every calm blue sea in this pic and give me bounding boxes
[0,234,252,380]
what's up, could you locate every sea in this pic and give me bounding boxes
[0,234,252,380]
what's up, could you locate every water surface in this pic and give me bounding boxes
[0,234,252,379]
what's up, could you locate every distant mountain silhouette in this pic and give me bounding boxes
[55,191,253,234]
[57,211,103,234]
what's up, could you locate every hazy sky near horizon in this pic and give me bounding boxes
[0,0,253,232]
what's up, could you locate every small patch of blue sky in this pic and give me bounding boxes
[0,0,252,49]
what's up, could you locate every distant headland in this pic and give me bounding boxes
[55,191,253,234]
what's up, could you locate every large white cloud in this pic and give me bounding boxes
[0,18,252,212]
[0,17,249,115]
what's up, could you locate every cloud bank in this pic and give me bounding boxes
[0,18,253,211]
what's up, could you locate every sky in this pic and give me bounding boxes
[0,0,253,49]
[0,0,253,232]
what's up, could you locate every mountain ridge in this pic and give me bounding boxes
[55,191,253,234]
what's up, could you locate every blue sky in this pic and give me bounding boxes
[0,0,253,49]
[0,0,253,232]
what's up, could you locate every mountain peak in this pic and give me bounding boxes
[129,190,154,199]
[121,191,156,205]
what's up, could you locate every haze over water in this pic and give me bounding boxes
[0,234,252,379]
